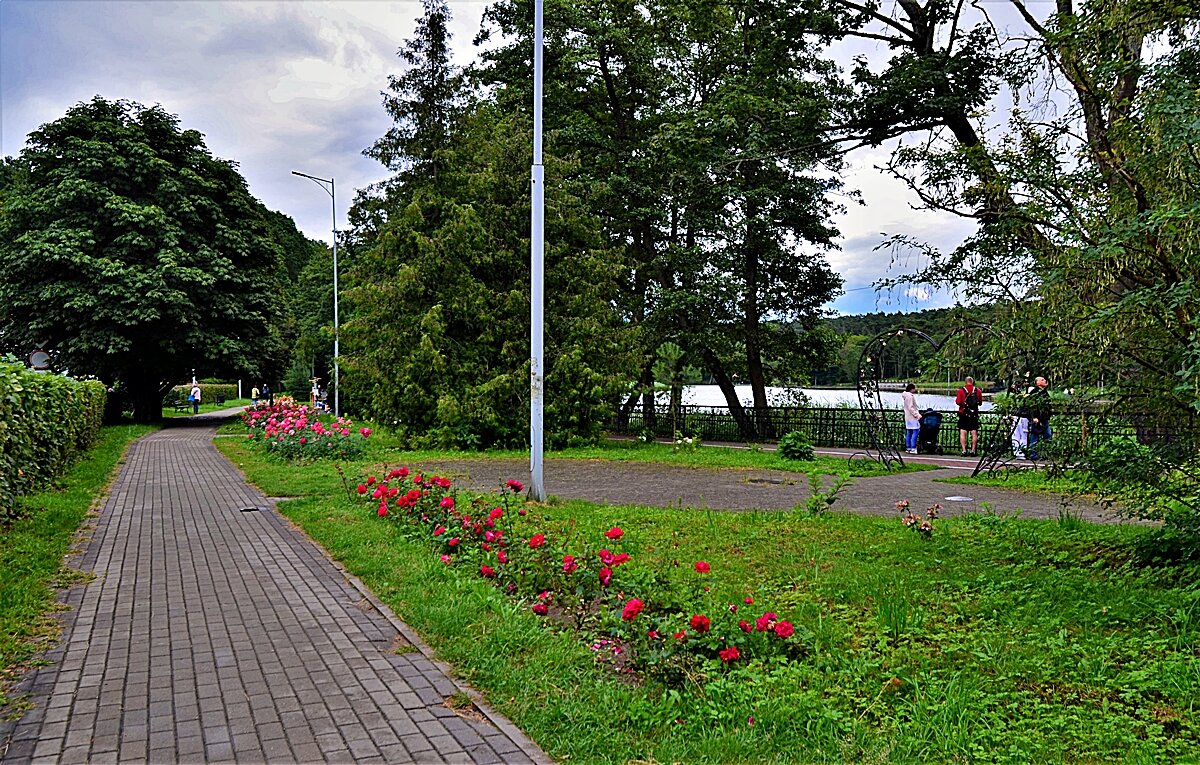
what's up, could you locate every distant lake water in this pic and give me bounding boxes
[673,385,993,412]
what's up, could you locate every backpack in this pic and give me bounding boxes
[961,387,980,412]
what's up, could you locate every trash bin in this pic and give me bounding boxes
[917,410,942,455]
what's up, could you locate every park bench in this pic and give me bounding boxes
[172,401,191,413]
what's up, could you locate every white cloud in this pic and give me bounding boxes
[2,0,979,317]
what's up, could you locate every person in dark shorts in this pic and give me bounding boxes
[956,376,983,456]
[1027,376,1052,459]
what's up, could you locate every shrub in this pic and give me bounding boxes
[0,362,106,520]
[165,383,238,406]
[242,402,370,461]
[778,430,815,461]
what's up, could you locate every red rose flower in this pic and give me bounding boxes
[694,561,710,573]
[598,549,616,565]
[529,533,546,549]
[738,620,752,633]
[506,479,524,492]
[480,565,496,578]
[599,566,613,586]
[433,525,446,537]
[604,527,624,540]
[448,537,460,547]
[755,612,777,632]
[497,550,508,564]
[689,614,711,632]
[356,484,367,495]
[366,476,377,486]
[532,603,548,616]
[440,496,455,509]
[377,505,387,517]
[562,555,578,574]
[673,630,686,640]
[773,620,795,638]
[621,599,644,621]
[719,646,740,663]
[398,467,409,478]
[611,553,630,567]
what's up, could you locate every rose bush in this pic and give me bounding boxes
[242,402,370,460]
[349,466,808,687]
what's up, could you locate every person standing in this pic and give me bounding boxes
[264,383,274,407]
[1027,376,1053,460]
[189,383,201,414]
[902,383,921,454]
[956,376,983,456]
[251,385,260,407]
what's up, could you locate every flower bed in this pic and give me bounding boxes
[242,402,370,460]
[350,468,805,686]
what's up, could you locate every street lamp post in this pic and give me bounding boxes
[292,170,340,418]
[529,0,546,501]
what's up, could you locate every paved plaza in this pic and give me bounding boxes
[0,414,549,764]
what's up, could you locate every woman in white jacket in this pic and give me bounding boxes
[902,383,920,454]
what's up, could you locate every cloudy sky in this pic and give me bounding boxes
[1,0,976,316]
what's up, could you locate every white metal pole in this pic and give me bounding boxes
[292,170,340,419]
[332,178,340,419]
[530,0,546,501]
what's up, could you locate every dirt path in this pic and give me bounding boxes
[400,457,1127,524]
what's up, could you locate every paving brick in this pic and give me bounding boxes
[0,421,547,765]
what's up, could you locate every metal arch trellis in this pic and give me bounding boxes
[855,324,1034,477]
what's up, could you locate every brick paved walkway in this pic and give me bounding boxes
[0,415,548,764]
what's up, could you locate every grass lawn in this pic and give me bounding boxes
[161,397,252,418]
[218,437,1200,764]
[938,467,1100,496]
[382,440,923,477]
[0,424,155,714]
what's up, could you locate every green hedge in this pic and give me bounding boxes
[0,362,106,515]
[165,383,239,406]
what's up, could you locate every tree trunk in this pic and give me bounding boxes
[702,348,756,440]
[743,194,771,439]
[128,379,170,423]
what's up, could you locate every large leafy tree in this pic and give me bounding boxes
[477,0,845,439]
[0,97,284,421]
[835,1,1200,414]
[344,2,635,447]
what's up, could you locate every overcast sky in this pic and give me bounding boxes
[0,0,977,316]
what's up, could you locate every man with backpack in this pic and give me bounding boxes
[956,376,984,456]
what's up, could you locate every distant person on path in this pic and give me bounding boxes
[264,384,274,407]
[902,382,921,454]
[1027,376,1053,460]
[189,383,201,414]
[1012,384,1030,459]
[956,376,984,456]
[251,385,260,407]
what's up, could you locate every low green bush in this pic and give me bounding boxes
[778,430,815,461]
[165,383,239,405]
